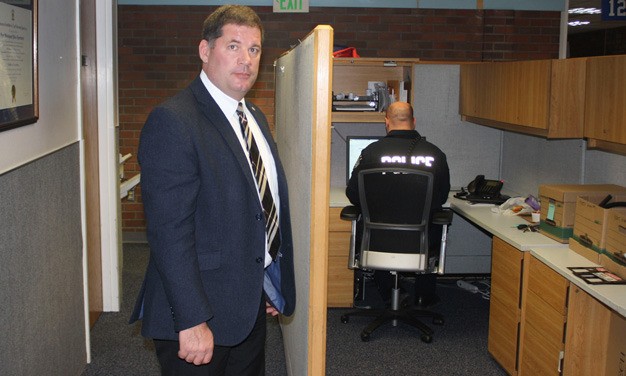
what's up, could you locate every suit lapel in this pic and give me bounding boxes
[189,78,258,193]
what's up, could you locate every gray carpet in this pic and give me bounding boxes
[82,243,505,375]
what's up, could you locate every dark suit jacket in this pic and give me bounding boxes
[129,76,296,346]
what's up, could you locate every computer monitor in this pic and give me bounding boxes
[346,135,383,185]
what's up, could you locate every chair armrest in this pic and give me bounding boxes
[340,205,360,221]
[432,208,453,226]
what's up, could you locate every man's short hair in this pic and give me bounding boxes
[202,5,264,46]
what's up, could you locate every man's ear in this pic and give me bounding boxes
[199,39,210,64]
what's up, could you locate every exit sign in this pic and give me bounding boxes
[273,0,309,13]
[602,0,626,20]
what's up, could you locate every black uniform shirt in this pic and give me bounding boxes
[346,129,450,212]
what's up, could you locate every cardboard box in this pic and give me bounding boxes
[606,210,626,255]
[570,209,626,280]
[598,253,626,280]
[569,237,600,264]
[605,210,626,280]
[573,195,626,251]
[539,184,626,243]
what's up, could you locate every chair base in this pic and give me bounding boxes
[341,298,444,342]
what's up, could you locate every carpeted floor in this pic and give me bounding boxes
[82,243,505,376]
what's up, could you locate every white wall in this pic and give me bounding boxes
[0,1,86,374]
[0,0,80,175]
[500,133,626,197]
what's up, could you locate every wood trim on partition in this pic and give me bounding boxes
[80,0,103,328]
[308,25,333,376]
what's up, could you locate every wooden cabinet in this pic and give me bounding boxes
[519,255,569,375]
[460,58,586,139]
[327,207,354,307]
[332,58,419,123]
[563,286,626,375]
[584,55,626,155]
[488,236,525,375]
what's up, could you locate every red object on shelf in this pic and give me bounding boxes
[333,47,360,58]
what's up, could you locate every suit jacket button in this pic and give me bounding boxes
[255,213,262,220]
[256,257,263,263]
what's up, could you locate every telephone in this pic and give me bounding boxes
[455,175,509,204]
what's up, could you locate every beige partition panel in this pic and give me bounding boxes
[274,25,333,375]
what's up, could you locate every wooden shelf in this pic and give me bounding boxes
[331,111,386,123]
[332,57,419,124]
[460,58,586,139]
[584,55,626,152]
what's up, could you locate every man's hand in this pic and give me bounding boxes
[178,322,214,365]
[266,301,279,317]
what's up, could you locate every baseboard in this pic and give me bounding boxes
[122,231,147,243]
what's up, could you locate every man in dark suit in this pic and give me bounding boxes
[129,5,296,375]
[346,101,450,308]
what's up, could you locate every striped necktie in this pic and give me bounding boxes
[237,102,280,260]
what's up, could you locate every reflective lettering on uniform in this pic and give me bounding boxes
[411,156,434,167]
[382,155,435,167]
[381,156,406,163]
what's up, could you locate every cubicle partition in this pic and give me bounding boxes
[274,25,333,375]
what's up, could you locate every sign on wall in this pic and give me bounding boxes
[273,0,309,13]
[602,0,626,20]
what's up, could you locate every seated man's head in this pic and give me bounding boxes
[385,102,415,133]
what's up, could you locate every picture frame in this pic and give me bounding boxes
[0,0,38,132]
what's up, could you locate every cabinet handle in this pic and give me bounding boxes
[558,350,564,373]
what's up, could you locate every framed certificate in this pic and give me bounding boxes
[0,0,38,132]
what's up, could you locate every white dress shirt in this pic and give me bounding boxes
[200,71,280,267]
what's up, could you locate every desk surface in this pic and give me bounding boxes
[333,189,563,252]
[449,195,566,251]
[330,187,349,208]
[531,247,626,318]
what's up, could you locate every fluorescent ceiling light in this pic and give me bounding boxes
[568,7,601,14]
[568,20,591,26]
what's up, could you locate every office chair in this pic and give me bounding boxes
[340,167,452,343]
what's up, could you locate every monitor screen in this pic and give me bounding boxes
[346,136,383,185]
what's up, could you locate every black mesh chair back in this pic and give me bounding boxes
[358,168,434,271]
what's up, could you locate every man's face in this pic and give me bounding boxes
[199,23,262,101]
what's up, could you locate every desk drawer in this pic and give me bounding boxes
[527,256,568,315]
[488,294,520,375]
[520,320,564,375]
[524,289,566,343]
[491,237,524,309]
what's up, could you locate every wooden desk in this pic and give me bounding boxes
[531,248,626,318]
[449,195,568,376]
[328,188,353,307]
[451,195,626,375]
[449,196,565,250]
[529,248,626,375]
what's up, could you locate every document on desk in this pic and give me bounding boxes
[568,267,626,285]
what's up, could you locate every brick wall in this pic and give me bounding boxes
[118,5,560,235]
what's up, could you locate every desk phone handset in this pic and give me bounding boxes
[467,175,503,199]
[455,175,508,204]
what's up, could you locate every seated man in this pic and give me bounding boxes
[346,101,451,308]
